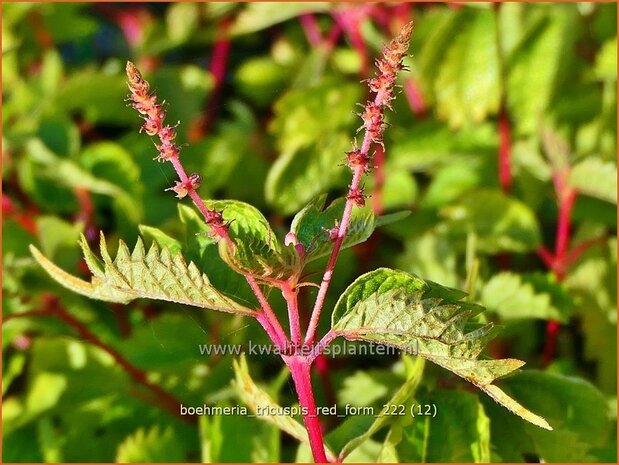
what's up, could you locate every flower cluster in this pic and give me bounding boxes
[343,22,413,207]
[370,21,413,110]
[126,62,180,162]
[126,61,229,239]
[165,173,201,199]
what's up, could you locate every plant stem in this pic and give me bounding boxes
[244,275,290,349]
[192,18,231,139]
[299,13,323,47]
[403,78,427,116]
[498,106,512,192]
[542,169,577,366]
[127,60,294,360]
[554,187,576,279]
[304,89,386,345]
[282,281,302,345]
[286,357,329,463]
[307,329,338,363]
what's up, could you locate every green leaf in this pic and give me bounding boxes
[54,68,134,124]
[337,371,390,407]
[481,272,570,322]
[594,37,617,81]
[204,199,301,282]
[389,121,497,172]
[441,189,541,253]
[266,79,361,213]
[327,357,425,460]
[232,356,337,461]
[35,216,84,268]
[434,9,501,128]
[412,8,465,105]
[25,139,126,197]
[422,161,481,208]
[397,231,459,288]
[396,390,491,463]
[265,133,350,215]
[137,225,182,255]
[290,195,376,263]
[166,3,199,44]
[332,268,552,430]
[235,56,292,107]
[482,371,610,462]
[116,426,184,463]
[375,210,412,228]
[569,157,617,204]
[30,233,253,315]
[80,141,144,224]
[230,2,331,35]
[200,407,280,463]
[507,8,576,135]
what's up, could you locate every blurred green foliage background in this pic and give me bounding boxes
[2,2,617,463]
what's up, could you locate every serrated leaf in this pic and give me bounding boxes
[434,9,501,128]
[204,199,301,282]
[290,195,376,263]
[331,268,552,430]
[232,356,337,461]
[482,271,569,322]
[116,426,184,463]
[30,233,253,315]
[569,157,617,204]
[441,189,541,253]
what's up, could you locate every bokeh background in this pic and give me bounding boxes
[2,2,617,463]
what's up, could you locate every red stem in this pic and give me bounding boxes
[323,23,343,54]
[201,19,231,137]
[498,106,512,192]
[167,146,290,351]
[536,246,555,268]
[282,281,302,346]
[542,171,577,366]
[403,78,427,117]
[563,236,606,269]
[286,357,329,463]
[334,8,370,76]
[554,188,576,278]
[2,196,38,236]
[300,13,323,47]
